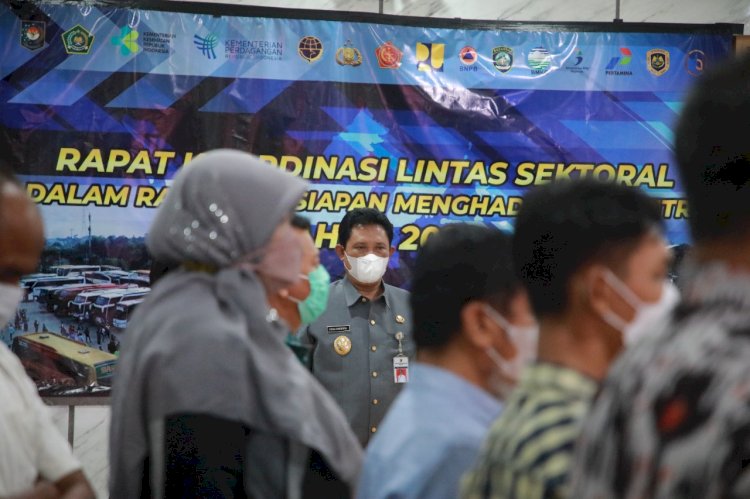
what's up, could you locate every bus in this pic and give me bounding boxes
[90,287,150,327]
[82,270,131,284]
[12,333,117,394]
[25,276,86,301]
[51,265,121,277]
[69,288,132,320]
[111,298,144,332]
[48,283,121,315]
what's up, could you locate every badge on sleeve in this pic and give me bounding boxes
[393,355,409,383]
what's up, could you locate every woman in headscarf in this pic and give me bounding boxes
[109,150,363,498]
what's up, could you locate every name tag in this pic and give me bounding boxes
[393,355,409,383]
[327,325,350,333]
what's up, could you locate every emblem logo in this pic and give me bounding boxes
[459,46,477,65]
[335,40,362,66]
[298,36,323,63]
[686,49,706,77]
[334,335,352,356]
[111,26,140,55]
[21,21,45,51]
[492,46,513,72]
[375,41,402,69]
[528,47,552,74]
[647,49,670,76]
[194,34,218,60]
[573,48,583,66]
[61,24,94,55]
[416,42,445,72]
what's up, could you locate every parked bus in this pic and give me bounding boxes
[69,288,127,320]
[12,333,117,394]
[37,284,87,308]
[25,276,86,301]
[48,283,121,315]
[111,298,144,332]
[90,287,150,327]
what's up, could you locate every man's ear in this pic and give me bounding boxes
[460,301,516,359]
[580,265,612,317]
[335,244,347,264]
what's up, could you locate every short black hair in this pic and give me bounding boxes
[411,223,522,349]
[675,52,750,242]
[337,208,394,247]
[512,180,663,318]
[291,214,312,233]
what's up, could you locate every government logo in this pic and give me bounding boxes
[459,46,477,65]
[416,42,444,72]
[375,41,402,69]
[564,48,589,73]
[61,25,94,55]
[20,21,45,51]
[647,48,670,76]
[194,33,218,59]
[528,47,551,74]
[686,49,706,77]
[298,36,323,63]
[111,26,140,55]
[492,46,513,72]
[335,40,362,66]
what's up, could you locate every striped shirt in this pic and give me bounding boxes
[461,362,598,499]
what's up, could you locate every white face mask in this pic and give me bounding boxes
[0,283,23,330]
[483,304,539,399]
[600,269,680,346]
[345,252,389,284]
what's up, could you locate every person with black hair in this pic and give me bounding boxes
[463,179,671,499]
[301,208,414,446]
[357,223,535,499]
[571,53,750,498]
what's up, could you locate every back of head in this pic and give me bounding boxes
[513,180,662,318]
[338,208,394,246]
[147,149,307,267]
[676,52,750,243]
[411,223,520,349]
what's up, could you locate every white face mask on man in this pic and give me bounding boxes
[345,253,389,284]
[0,283,23,329]
[599,269,680,346]
[483,304,539,399]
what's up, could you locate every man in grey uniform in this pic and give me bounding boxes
[303,208,414,446]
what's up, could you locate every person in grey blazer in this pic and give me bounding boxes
[302,208,415,447]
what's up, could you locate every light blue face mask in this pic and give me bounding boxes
[288,264,331,325]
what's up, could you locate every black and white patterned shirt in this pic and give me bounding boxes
[571,260,750,499]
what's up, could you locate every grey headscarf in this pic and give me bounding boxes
[109,150,363,497]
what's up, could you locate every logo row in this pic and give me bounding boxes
[19,21,707,78]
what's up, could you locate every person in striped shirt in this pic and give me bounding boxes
[462,179,672,499]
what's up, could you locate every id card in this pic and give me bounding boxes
[393,355,409,383]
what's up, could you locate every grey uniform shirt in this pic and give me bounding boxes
[303,276,415,447]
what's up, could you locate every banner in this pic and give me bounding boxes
[0,0,739,394]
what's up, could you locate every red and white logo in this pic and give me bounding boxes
[375,41,402,69]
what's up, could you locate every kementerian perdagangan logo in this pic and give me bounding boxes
[111,26,140,55]
[194,33,218,60]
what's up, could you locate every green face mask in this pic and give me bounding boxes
[289,264,331,325]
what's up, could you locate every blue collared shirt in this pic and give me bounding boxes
[356,363,502,499]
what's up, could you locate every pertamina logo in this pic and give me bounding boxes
[527,47,552,74]
[647,49,670,76]
[20,21,45,51]
[459,46,478,72]
[335,40,362,67]
[111,26,140,55]
[61,24,94,55]
[605,47,632,75]
[375,41,402,69]
[492,46,513,73]
[194,33,218,59]
[298,36,323,63]
[686,49,706,77]
[416,42,445,72]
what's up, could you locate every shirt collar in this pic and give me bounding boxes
[520,362,599,401]
[411,363,503,420]
[342,274,390,308]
